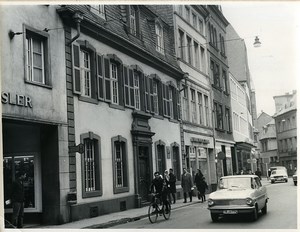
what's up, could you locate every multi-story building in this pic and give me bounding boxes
[2,5,69,225]
[206,6,234,180]
[2,5,186,225]
[273,91,297,176]
[173,5,216,190]
[259,119,278,175]
[256,111,275,175]
[226,24,258,174]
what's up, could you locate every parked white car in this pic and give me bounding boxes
[292,170,297,186]
[270,169,288,184]
[207,175,268,222]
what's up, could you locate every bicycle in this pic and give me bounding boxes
[148,193,171,223]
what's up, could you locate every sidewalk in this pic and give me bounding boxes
[38,198,203,229]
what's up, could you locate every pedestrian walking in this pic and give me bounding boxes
[255,168,262,180]
[194,169,204,200]
[11,171,26,228]
[181,168,193,203]
[168,168,176,204]
[198,177,208,203]
[267,168,271,180]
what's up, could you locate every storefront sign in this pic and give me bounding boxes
[197,147,207,159]
[190,137,209,144]
[1,92,32,108]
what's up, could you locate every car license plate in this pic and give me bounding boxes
[223,210,238,214]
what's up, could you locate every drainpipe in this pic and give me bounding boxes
[68,11,84,45]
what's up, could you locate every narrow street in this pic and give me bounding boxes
[112,179,297,229]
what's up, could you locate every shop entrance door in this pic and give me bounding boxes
[3,153,42,213]
[138,146,151,202]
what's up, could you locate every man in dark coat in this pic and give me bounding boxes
[194,169,204,200]
[181,168,193,203]
[198,177,208,202]
[11,171,26,228]
[168,168,177,204]
[150,172,169,212]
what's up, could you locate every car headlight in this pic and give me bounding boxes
[208,199,214,206]
[246,198,254,206]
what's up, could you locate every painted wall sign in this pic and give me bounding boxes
[1,92,32,108]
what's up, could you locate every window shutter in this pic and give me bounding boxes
[104,57,111,102]
[173,88,179,120]
[97,54,104,100]
[123,65,130,107]
[158,81,163,116]
[72,44,81,94]
[144,75,150,112]
[166,85,170,117]
[149,78,154,113]
[118,64,124,106]
[139,73,145,111]
[128,68,135,108]
[91,53,97,99]
[163,83,167,116]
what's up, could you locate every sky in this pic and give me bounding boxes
[222,2,300,116]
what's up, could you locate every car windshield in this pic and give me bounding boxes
[271,170,286,175]
[219,177,251,189]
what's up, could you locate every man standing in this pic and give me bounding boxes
[181,168,193,203]
[11,171,26,228]
[168,168,177,204]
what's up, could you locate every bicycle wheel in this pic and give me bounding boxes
[162,201,171,220]
[148,203,158,223]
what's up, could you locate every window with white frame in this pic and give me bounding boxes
[178,29,185,60]
[90,5,105,19]
[194,41,200,69]
[155,23,164,53]
[183,88,189,121]
[200,46,205,73]
[129,6,137,35]
[111,63,119,104]
[112,136,129,193]
[186,36,192,65]
[81,132,102,198]
[198,92,203,125]
[169,86,174,119]
[25,29,49,85]
[191,89,197,123]
[204,95,210,126]
[152,80,159,114]
[134,72,140,110]
[81,50,92,97]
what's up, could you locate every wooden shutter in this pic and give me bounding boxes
[104,57,111,102]
[96,54,104,100]
[91,53,97,99]
[123,65,130,107]
[72,44,81,94]
[158,81,163,116]
[139,73,145,111]
[149,78,154,113]
[128,68,135,108]
[118,64,124,106]
[173,88,179,120]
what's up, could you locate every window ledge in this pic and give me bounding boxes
[25,80,52,89]
[169,118,179,124]
[78,96,98,104]
[82,190,102,198]
[153,114,164,120]
[114,187,129,194]
[215,128,226,132]
[109,104,125,111]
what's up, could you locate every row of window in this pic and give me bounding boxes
[177,5,205,36]
[81,132,181,197]
[210,60,229,93]
[278,137,297,153]
[232,112,249,135]
[182,87,211,127]
[230,77,247,106]
[277,116,296,133]
[72,42,180,120]
[208,23,226,56]
[213,102,231,132]
[178,29,206,72]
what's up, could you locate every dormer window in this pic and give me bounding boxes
[129,6,137,35]
[155,23,164,54]
[90,5,106,19]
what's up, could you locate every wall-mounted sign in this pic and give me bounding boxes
[190,137,209,144]
[197,147,207,159]
[1,92,32,108]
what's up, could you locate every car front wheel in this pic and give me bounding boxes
[211,213,219,222]
[261,202,267,215]
[251,206,258,221]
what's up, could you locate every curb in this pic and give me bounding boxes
[84,201,199,229]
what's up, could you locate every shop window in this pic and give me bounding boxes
[112,136,129,193]
[24,27,50,86]
[81,132,102,198]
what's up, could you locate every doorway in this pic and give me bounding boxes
[138,146,151,202]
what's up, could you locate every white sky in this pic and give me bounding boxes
[222,2,300,116]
